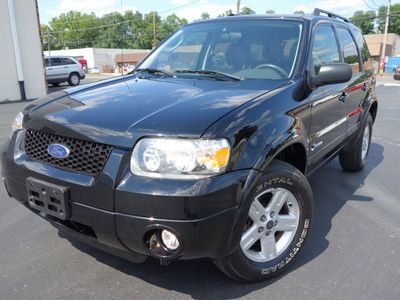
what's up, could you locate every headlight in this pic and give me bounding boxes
[130,138,230,179]
[10,112,24,138]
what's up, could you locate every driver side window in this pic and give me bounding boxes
[312,25,340,75]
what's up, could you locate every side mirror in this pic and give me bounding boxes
[315,63,352,87]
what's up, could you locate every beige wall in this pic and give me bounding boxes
[364,33,400,57]
[0,0,46,102]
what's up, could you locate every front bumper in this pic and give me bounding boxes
[1,131,254,261]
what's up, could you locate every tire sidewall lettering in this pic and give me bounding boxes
[261,218,310,275]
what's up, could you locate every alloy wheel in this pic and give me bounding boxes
[240,187,300,263]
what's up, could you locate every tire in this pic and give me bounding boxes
[215,160,313,282]
[68,73,80,86]
[339,114,373,172]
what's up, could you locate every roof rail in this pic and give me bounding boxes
[313,8,349,23]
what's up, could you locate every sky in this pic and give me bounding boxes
[37,0,391,24]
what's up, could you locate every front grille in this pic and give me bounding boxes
[24,129,113,176]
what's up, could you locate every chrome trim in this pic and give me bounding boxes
[315,117,347,138]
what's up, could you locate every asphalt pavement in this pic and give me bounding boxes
[0,76,399,299]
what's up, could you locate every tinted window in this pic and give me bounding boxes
[50,57,63,66]
[44,58,49,67]
[336,27,360,72]
[312,25,340,75]
[140,20,303,80]
[352,29,372,70]
[61,58,77,65]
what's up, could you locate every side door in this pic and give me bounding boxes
[61,57,78,75]
[49,57,68,80]
[307,24,348,168]
[335,26,368,136]
[44,58,55,80]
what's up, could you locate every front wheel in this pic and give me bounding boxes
[215,160,313,282]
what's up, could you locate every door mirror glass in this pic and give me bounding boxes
[315,63,352,87]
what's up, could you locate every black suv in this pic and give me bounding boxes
[1,9,377,282]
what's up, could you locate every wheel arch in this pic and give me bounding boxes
[255,138,309,175]
[369,101,378,123]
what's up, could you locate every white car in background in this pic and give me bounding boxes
[44,56,85,87]
[127,65,135,73]
[89,67,100,74]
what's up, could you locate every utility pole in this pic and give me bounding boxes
[380,0,391,74]
[236,0,241,14]
[152,13,156,48]
[47,28,51,56]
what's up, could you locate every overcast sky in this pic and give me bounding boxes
[37,0,392,24]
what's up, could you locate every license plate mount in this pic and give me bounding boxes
[26,177,70,220]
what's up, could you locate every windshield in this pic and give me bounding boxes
[139,19,303,80]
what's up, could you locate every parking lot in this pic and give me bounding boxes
[0,76,399,299]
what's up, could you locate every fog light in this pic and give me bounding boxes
[161,229,180,250]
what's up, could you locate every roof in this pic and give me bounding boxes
[115,53,148,63]
[192,13,356,26]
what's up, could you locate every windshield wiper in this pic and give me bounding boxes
[174,69,243,81]
[134,68,175,77]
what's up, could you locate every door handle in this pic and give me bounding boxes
[338,92,347,103]
[64,66,68,68]
[47,68,53,70]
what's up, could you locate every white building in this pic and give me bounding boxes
[43,48,149,70]
[1,0,46,102]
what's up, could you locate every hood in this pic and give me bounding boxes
[25,76,287,148]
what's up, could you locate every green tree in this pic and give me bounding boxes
[160,14,188,41]
[377,4,400,35]
[125,10,145,48]
[265,10,275,14]
[138,12,162,48]
[294,10,305,14]
[40,24,60,51]
[94,12,128,48]
[241,7,255,15]
[218,9,233,17]
[49,11,100,49]
[349,10,376,34]
[201,12,210,19]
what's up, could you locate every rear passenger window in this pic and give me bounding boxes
[61,58,76,65]
[312,25,340,75]
[352,30,372,70]
[50,57,63,66]
[336,27,361,73]
[44,58,49,67]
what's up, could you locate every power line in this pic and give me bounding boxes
[44,0,201,34]
[363,0,380,10]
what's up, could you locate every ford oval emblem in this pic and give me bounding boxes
[47,144,70,159]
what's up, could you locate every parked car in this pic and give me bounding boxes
[89,67,100,74]
[44,56,85,86]
[2,9,377,282]
[126,65,135,73]
[394,65,400,80]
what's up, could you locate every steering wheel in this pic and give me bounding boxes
[255,64,288,78]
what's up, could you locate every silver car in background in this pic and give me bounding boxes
[44,56,85,87]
